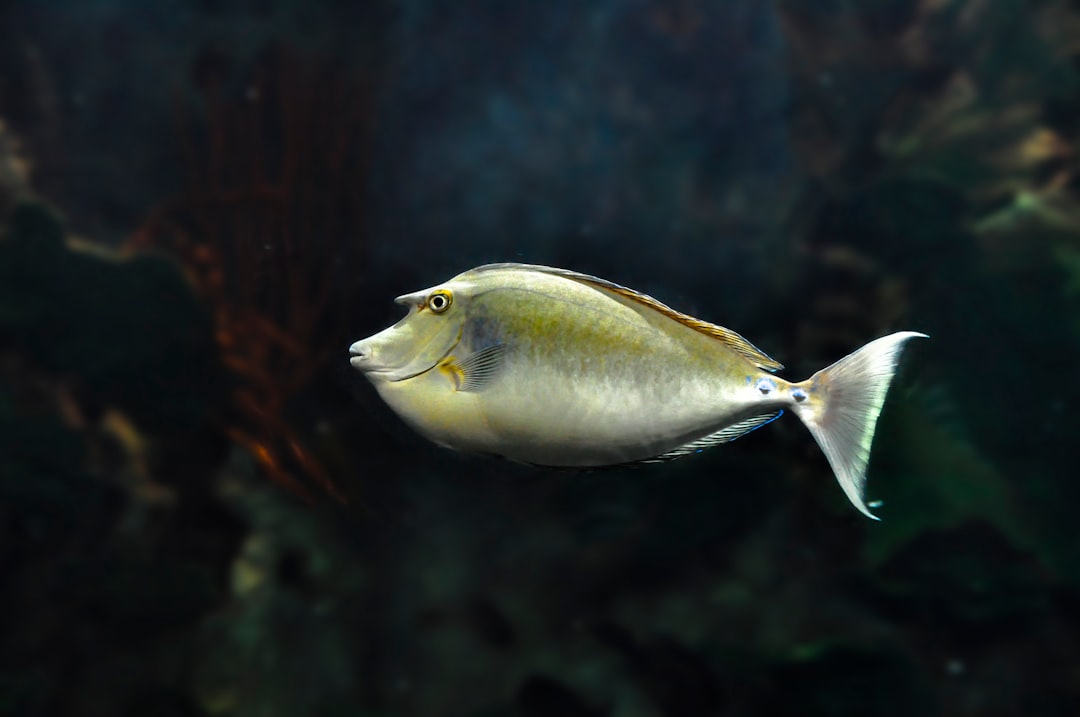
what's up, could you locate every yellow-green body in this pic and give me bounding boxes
[349,263,925,518]
[375,266,778,466]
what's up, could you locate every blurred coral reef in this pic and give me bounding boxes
[129,45,372,500]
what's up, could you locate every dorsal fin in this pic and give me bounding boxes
[471,263,783,372]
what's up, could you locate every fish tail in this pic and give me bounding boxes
[789,331,927,519]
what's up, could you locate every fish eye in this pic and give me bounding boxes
[428,290,452,314]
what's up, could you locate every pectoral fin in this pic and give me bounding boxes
[441,344,507,392]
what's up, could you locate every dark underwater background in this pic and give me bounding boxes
[2,1,1079,715]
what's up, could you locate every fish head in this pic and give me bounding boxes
[348,279,470,383]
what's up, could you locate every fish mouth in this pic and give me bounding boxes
[349,330,461,382]
[348,343,412,378]
[348,351,443,383]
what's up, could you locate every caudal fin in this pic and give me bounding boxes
[790,332,927,520]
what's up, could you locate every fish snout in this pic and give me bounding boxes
[348,340,372,369]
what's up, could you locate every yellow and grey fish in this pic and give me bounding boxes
[348,263,925,519]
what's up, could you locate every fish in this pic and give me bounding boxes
[348,263,926,519]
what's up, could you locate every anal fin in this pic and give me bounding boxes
[638,410,783,463]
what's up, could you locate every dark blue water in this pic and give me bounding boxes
[1,1,1077,715]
